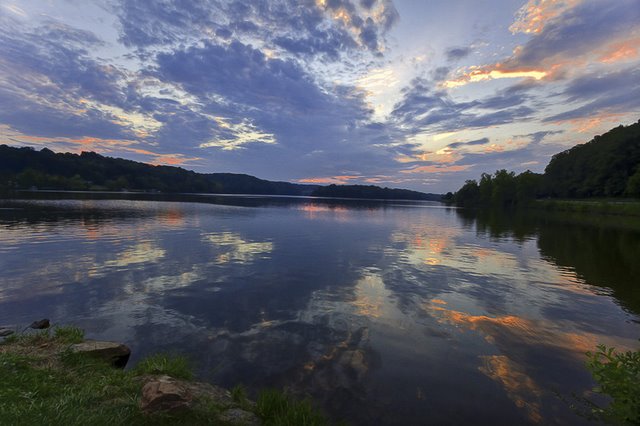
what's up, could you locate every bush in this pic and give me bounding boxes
[586,345,640,424]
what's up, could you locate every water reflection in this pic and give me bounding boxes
[456,208,640,315]
[203,232,274,264]
[1,195,639,425]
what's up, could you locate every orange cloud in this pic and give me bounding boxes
[509,0,582,35]
[397,147,462,165]
[149,154,202,166]
[400,164,471,174]
[483,143,505,153]
[444,68,547,88]
[550,112,627,134]
[298,175,360,184]
[599,37,640,63]
[0,130,201,167]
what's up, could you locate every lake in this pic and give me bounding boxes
[1,193,639,425]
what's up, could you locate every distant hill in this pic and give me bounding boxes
[0,145,439,201]
[0,145,316,195]
[448,119,640,207]
[312,184,442,201]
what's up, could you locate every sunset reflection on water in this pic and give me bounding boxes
[0,195,638,425]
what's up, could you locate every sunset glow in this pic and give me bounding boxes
[0,0,638,192]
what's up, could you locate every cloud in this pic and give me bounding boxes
[445,46,471,61]
[446,1,640,87]
[447,138,490,149]
[115,0,398,58]
[509,0,582,34]
[298,175,361,184]
[544,67,640,122]
[400,164,472,174]
[155,40,336,114]
[518,130,563,145]
[0,21,135,140]
[391,78,536,136]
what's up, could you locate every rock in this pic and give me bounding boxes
[182,381,236,408]
[140,375,192,414]
[139,376,261,424]
[0,329,14,337]
[69,340,131,368]
[218,408,262,426]
[29,319,50,329]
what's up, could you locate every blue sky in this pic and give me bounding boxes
[1,0,639,192]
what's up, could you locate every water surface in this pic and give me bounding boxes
[1,193,638,425]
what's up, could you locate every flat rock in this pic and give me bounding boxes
[140,375,192,414]
[182,380,236,408]
[218,408,262,426]
[70,340,131,368]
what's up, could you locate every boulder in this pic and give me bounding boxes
[0,328,14,337]
[140,375,192,414]
[218,408,262,426]
[69,340,131,368]
[139,376,262,424]
[29,319,50,329]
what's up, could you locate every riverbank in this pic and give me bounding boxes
[0,325,327,425]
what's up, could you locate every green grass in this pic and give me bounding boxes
[54,325,85,344]
[132,353,193,380]
[1,329,332,425]
[257,389,327,426]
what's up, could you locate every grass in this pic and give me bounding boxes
[54,325,85,344]
[1,328,332,425]
[132,353,193,380]
[257,389,327,426]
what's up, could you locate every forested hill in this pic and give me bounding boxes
[0,145,439,200]
[312,184,442,201]
[544,120,640,198]
[0,145,316,195]
[448,120,640,207]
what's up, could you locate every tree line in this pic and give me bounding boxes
[0,146,315,195]
[311,184,442,201]
[0,145,437,200]
[446,120,640,207]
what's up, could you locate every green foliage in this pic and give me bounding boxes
[231,384,248,404]
[585,345,640,424]
[132,353,193,380]
[625,167,640,197]
[452,169,544,207]
[544,121,640,198]
[54,325,85,344]
[452,120,640,207]
[257,389,327,426]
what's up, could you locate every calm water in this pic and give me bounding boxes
[1,193,639,425]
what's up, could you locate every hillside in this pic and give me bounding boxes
[0,145,438,201]
[0,145,316,195]
[544,121,640,198]
[449,120,640,207]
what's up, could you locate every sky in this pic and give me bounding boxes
[0,0,639,193]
